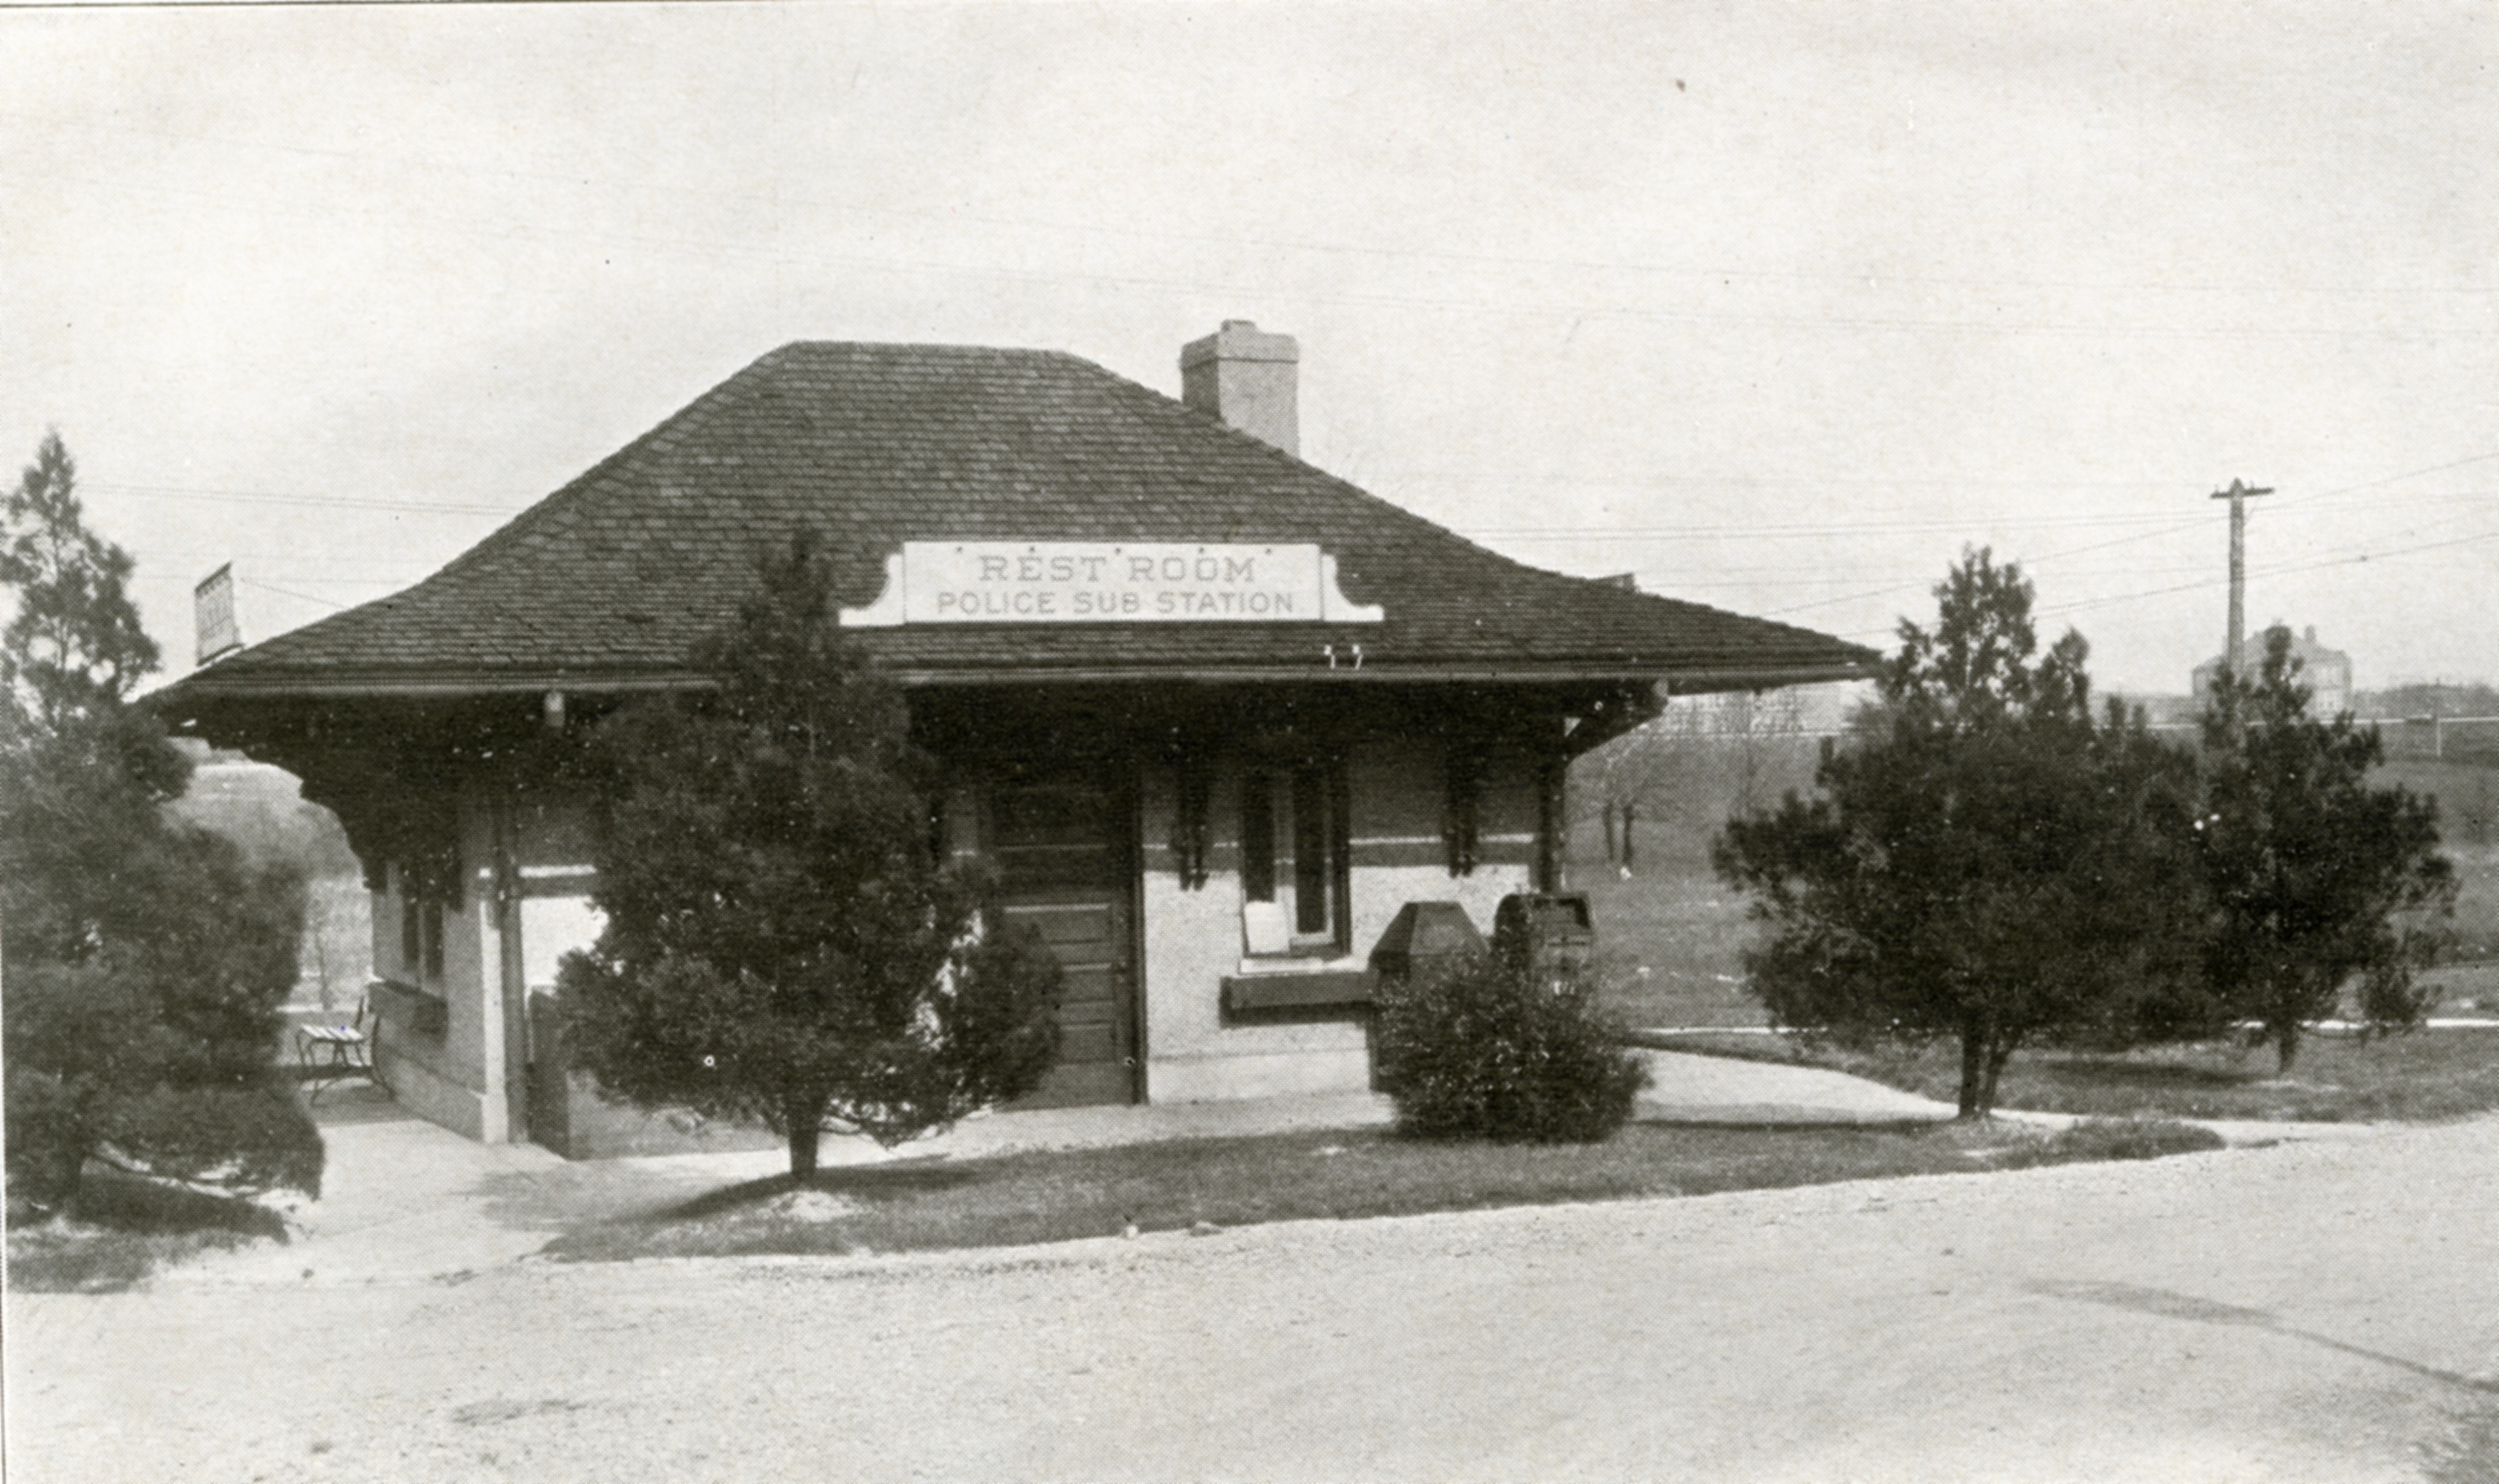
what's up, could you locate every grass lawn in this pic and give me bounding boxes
[1578,862,1765,1028]
[1648,1026,2499,1124]
[544,1117,2220,1263]
[5,1169,290,1293]
[1572,763,2499,1030]
[1576,853,2499,1030]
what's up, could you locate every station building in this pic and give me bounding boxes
[157,323,1873,1155]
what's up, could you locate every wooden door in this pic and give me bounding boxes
[989,771,1140,1107]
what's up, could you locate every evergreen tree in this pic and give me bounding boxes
[1715,549,2206,1116]
[559,536,1062,1180]
[2,432,321,1211]
[2196,626,2454,1072]
[2,432,160,728]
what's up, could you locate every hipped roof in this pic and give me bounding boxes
[161,341,1874,700]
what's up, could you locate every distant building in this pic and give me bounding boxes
[2191,623,2353,718]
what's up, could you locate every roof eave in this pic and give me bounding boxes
[1662,662,1879,696]
[151,655,1876,713]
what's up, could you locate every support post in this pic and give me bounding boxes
[2209,478,2274,676]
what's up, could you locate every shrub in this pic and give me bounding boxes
[1373,948,1651,1142]
[3,832,323,1210]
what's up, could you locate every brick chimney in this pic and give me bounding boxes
[1180,321,1298,456]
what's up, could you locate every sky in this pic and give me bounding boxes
[6,1,2494,698]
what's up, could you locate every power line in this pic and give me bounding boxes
[2045,523,2499,620]
[2265,450,2499,512]
[86,482,522,518]
[1389,472,2189,489]
[16,107,2496,301]
[1747,513,2226,618]
[237,576,350,612]
[1645,452,2499,619]
[99,472,2492,539]
[1475,510,2206,541]
[53,171,2497,346]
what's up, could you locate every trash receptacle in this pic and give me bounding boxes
[1491,892,1595,979]
[1369,902,1486,985]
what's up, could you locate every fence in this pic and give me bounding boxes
[2376,715,2499,763]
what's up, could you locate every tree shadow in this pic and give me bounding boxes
[2030,1057,2263,1091]
[300,1082,420,1129]
[2034,1280,2499,1395]
[657,1161,985,1221]
[63,1165,288,1240]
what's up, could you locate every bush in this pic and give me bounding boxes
[1373,950,1651,1142]
[3,831,323,1210]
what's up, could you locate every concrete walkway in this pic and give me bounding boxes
[1630,1045,2378,1147]
[162,1084,1407,1289]
[1634,1047,1955,1124]
[155,1048,2372,1290]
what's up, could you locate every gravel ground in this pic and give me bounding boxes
[11,1111,2499,1483]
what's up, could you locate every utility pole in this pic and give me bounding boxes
[2209,478,2274,676]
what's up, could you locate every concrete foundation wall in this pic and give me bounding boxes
[370,981,489,1140]
[526,993,780,1159]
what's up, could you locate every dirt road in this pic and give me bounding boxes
[11,1118,2498,1482]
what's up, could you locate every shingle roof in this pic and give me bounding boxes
[164,341,1874,696]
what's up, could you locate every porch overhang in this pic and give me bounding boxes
[153,657,1872,708]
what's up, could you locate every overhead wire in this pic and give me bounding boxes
[47,169,2490,346]
[12,107,2496,300]
[236,576,351,612]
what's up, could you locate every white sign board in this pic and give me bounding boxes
[193,563,244,665]
[840,542,1383,626]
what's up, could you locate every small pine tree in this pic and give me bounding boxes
[559,535,1063,1180]
[1,432,321,1213]
[2,432,159,728]
[1715,549,2207,1118]
[2196,626,2455,1072]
